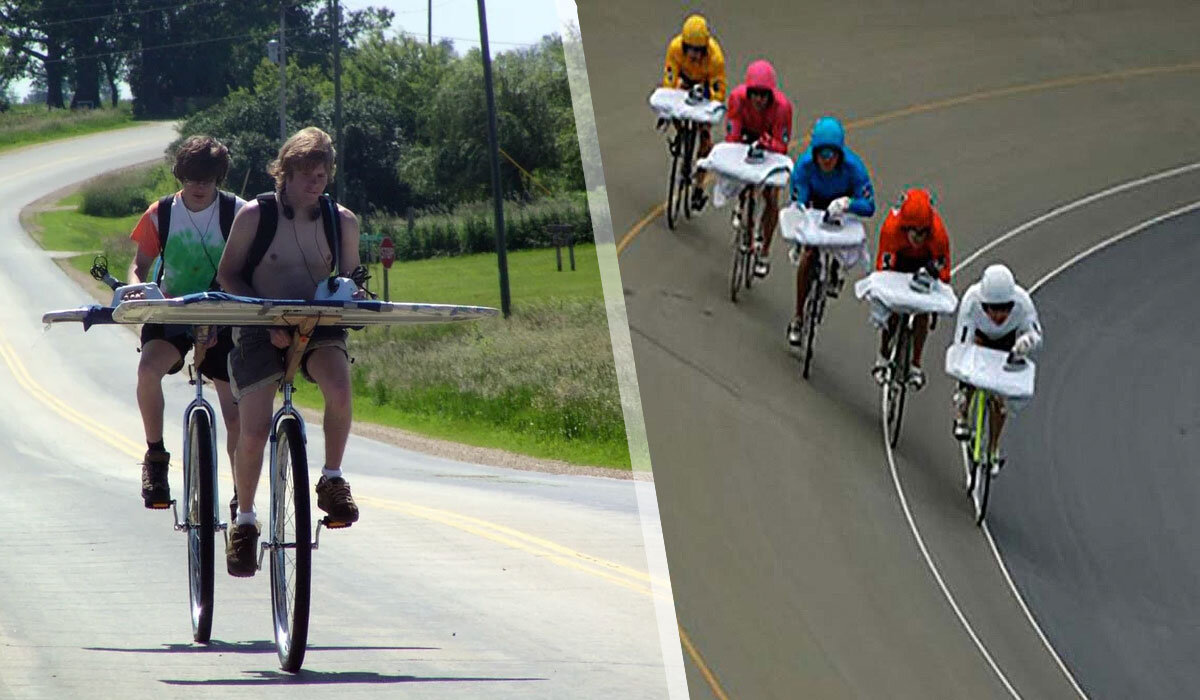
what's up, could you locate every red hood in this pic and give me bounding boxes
[899,189,933,229]
[745,60,777,91]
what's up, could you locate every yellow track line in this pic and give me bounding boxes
[616,61,1200,255]
[679,623,732,700]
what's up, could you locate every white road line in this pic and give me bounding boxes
[957,200,1200,700]
[956,161,1200,274]
[880,392,1023,699]
[883,166,1200,700]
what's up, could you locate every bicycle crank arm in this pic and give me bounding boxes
[313,517,352,551]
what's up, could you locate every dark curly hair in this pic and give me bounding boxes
[172,135,231,185]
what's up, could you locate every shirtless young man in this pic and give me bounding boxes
[215,127,362,577]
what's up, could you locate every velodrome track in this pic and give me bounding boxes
[576,2,1200,697]
[0,125,676,699]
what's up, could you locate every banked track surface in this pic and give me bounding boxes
[576,1,1200,697]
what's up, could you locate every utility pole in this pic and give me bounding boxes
[476,0,510,317]
[279,2,287,143]
[428,0,432,44]
[332,0,344,202]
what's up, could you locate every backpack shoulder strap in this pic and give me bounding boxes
[154,194,174,284]
[217,190,236,240]
[318,194,341,277]
[242,192,279,287]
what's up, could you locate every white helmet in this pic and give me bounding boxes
[979,264,1016,304]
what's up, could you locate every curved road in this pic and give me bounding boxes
[576,2,1200,697]
[0,126,674,698]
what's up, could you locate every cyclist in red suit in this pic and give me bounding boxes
[724,59,793,278]
[871,187,952,389]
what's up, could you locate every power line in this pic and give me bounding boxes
[10,0,235,29]
[40,25,307,64]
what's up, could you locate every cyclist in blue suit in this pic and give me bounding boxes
[787,116,876,346]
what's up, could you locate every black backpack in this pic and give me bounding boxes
[240,192,341,288]
[154,190,237,286]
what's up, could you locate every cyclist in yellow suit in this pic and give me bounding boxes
[662,14,727,212]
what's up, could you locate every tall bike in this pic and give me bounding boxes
[90,257,225,643]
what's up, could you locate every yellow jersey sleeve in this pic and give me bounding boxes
[663,35,686,88]
[707,38,727,102]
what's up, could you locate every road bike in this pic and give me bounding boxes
[649,86,726,230]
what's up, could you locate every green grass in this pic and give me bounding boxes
[362,243,603,307]
[34,177,630,469]
[0,102,141,153]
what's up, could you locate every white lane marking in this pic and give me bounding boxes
[1028,200,1200,293]
[956,161,1200,274]
[956,200,1200,700]
[883,168,1200,699]
[879,392,1023,699]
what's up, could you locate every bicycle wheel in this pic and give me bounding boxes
[185,409,215,643]
[665,132,682,230]
[729,219,745,302]
[743,194,756,290]
[970,391,992,526]
[886,323,910,449]
[681,127,696,221]
[270,416,311,673]
[802,257,823,380]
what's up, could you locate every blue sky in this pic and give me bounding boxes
[12,0,566,100]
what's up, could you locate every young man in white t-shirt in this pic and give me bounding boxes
[126,136,247,508]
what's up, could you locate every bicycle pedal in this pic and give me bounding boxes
[320,516,353,529]
[146,499,173,510]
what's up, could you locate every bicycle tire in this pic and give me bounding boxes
[971,390,992,525]
[682,127,696,221]
[729,197,746,302]
[743,194,756,290]
[185,409,215,643]
[886,323,910,448]
[270,416,311,673]
[665,133,682,230]
[802,257,823,380]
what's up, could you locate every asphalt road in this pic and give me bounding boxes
[0,126,675,699]
[576,1,1200,697]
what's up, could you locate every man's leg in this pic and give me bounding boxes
[953,382,973,440]
[225,383,273,577]
[691,127,713,210]
[212,379,240,481]
[760,187,779,255]
[908,314,930,389]
[988,396,1007,460]
[304,346,359,523]
[136,339,183,507]
[137,340,183,445]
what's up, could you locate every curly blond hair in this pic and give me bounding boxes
[267,126,336,190]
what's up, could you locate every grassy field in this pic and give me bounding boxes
[34,165,630,469]
[0,102,140,153]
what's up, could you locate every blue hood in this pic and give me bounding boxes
[809,116,845,153]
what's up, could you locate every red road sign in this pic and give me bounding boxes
[380,236,395,269]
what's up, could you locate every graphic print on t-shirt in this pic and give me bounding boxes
[130,192,246,297]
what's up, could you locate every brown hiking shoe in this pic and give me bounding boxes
[140,449,171,509]
[226,522,260,577]
[315,475,359,524]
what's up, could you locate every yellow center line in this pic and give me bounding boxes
[0,336,663,597]
[616,61,1200,255]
